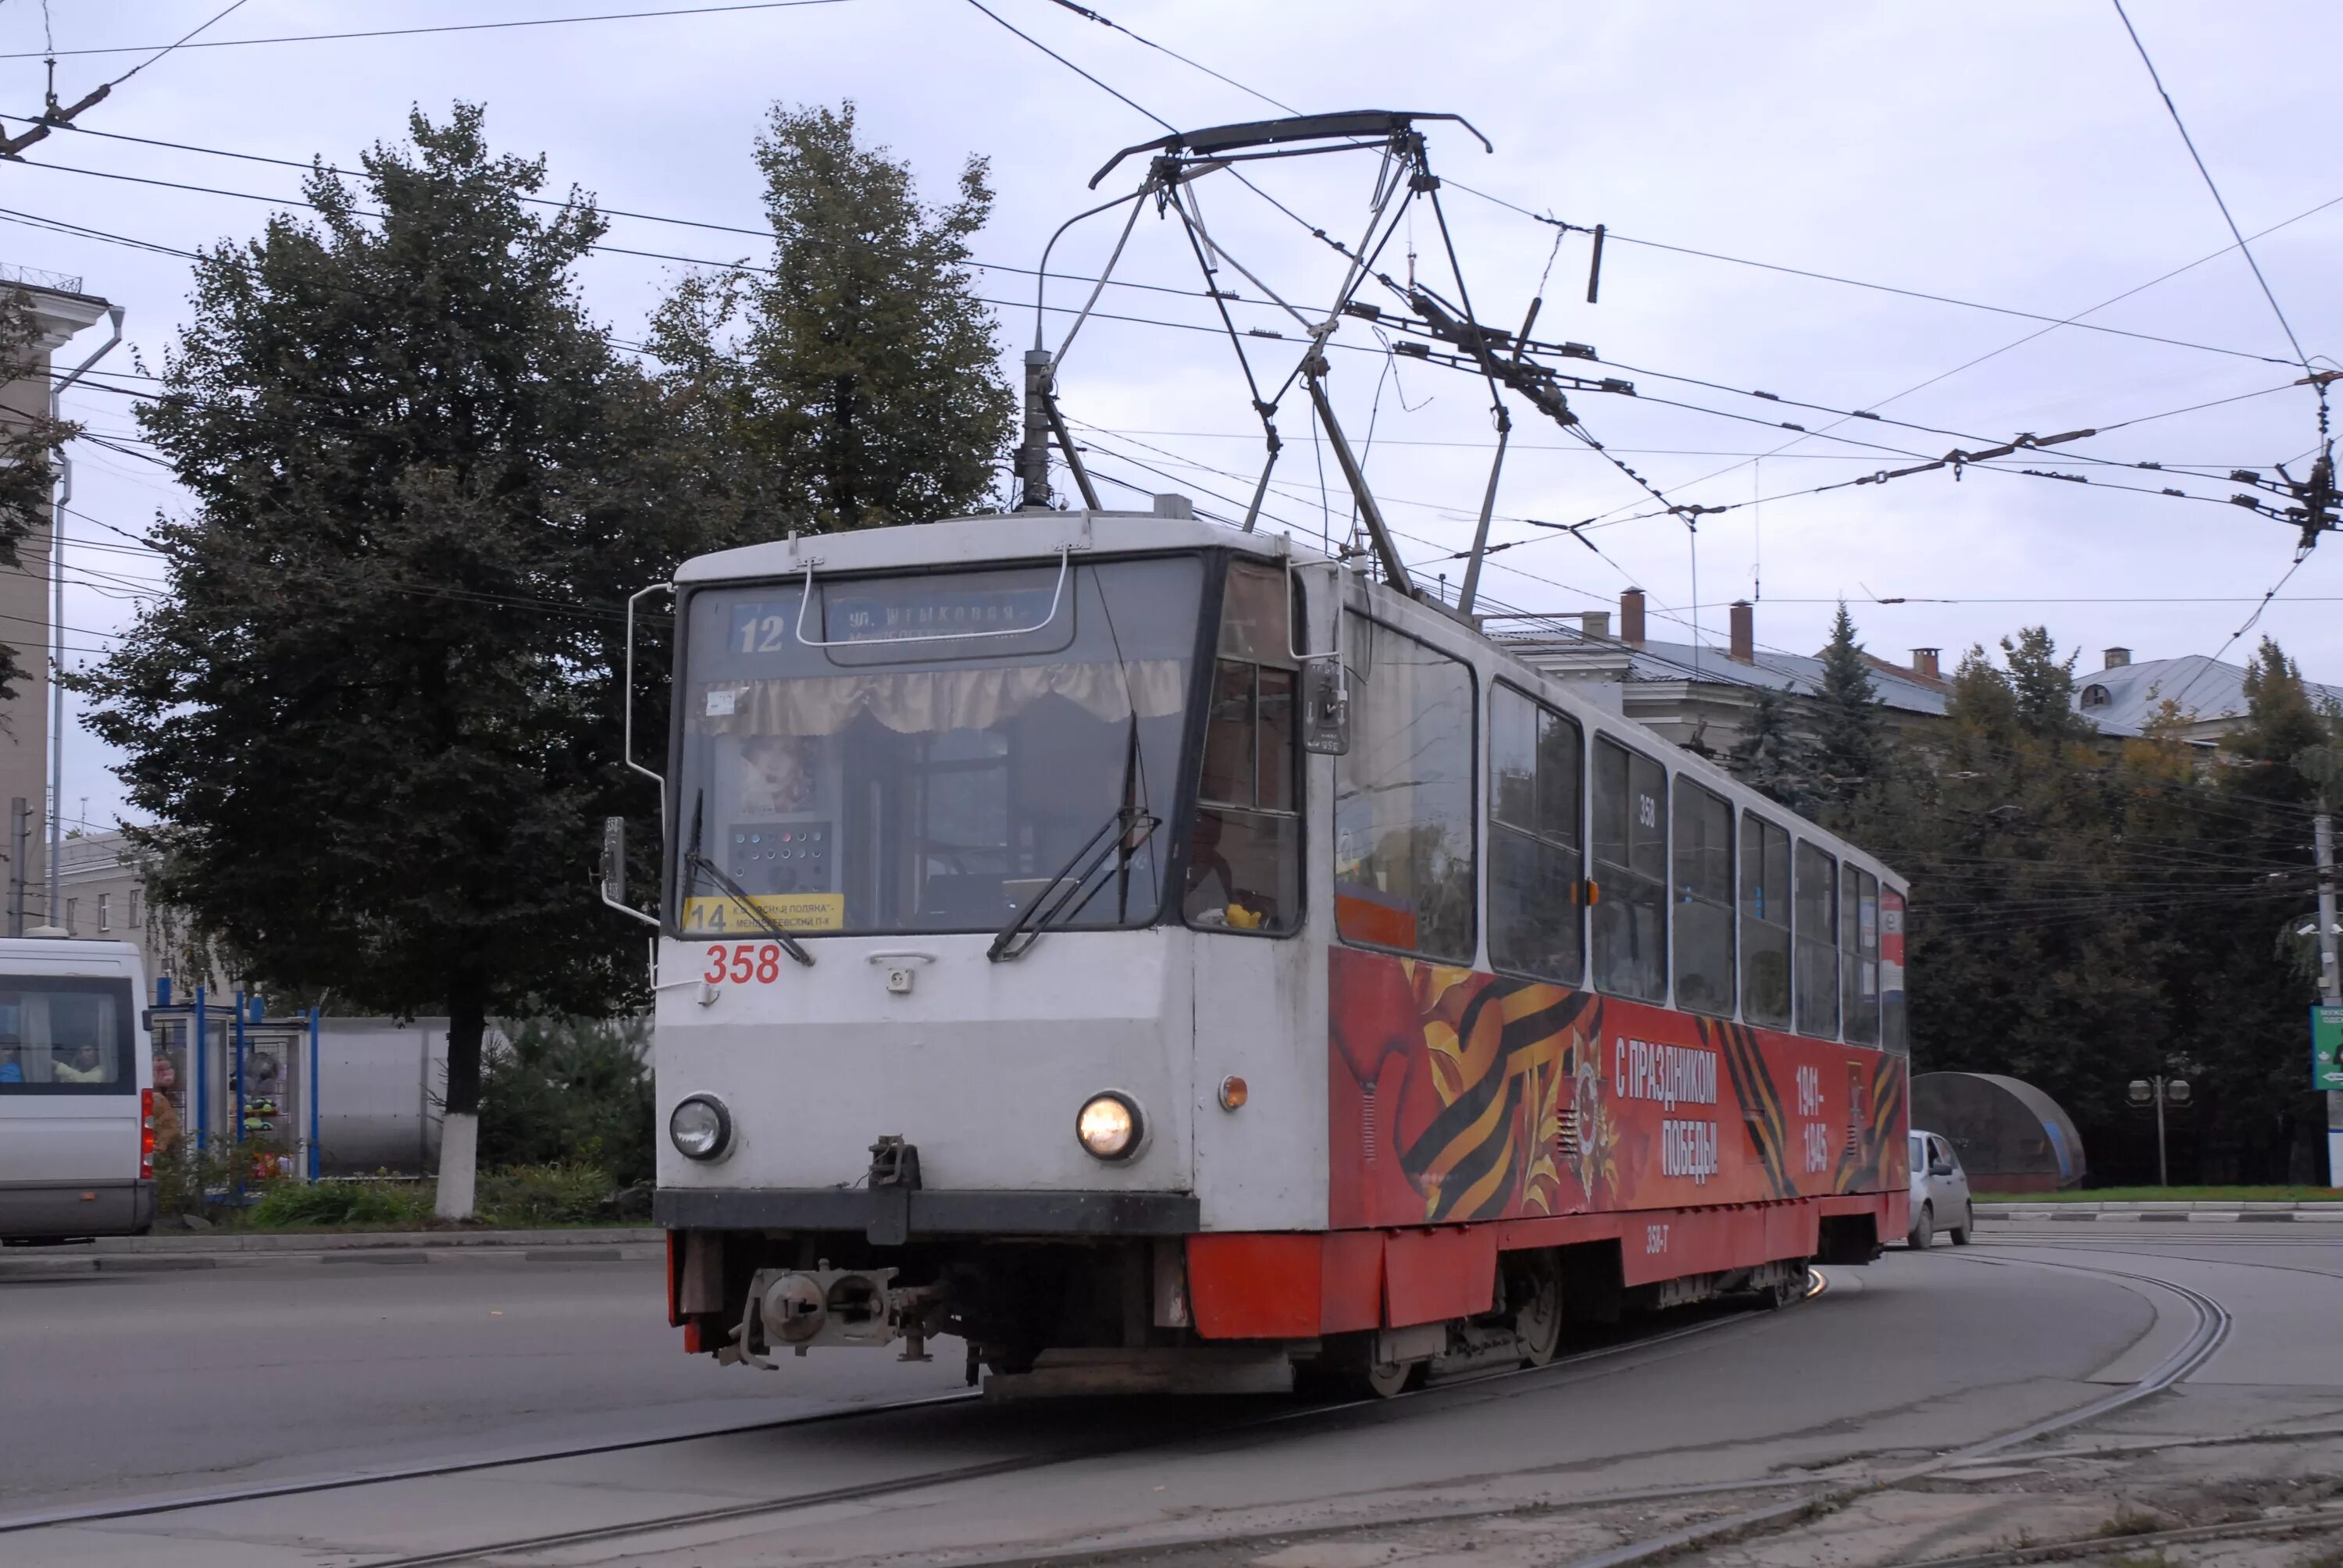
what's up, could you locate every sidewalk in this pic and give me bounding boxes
[0,1226,662,1278]
[1977,1200,2343,1221]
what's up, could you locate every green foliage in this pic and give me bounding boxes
[478,1016,654,1188]
[1810,604,1883,810]
[1726,685,1817,814]
[1839,627,2335,1181]
[72,106,722,1138]
[476,1163,630,1226]
[648,100,1015,529]
[250,1178,430,1228]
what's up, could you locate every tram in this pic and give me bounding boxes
[637,506,1909,1396]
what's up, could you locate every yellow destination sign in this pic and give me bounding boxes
[682,893,845,935]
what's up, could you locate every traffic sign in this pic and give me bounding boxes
[2314,1005,2343,1092]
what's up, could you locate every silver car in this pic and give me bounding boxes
[1906,1129,1974,1249]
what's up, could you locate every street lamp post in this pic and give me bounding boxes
[2127,1074,2192,1188]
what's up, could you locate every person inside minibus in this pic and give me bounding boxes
[0,1041,21,1082]
[51,1042,106,1084]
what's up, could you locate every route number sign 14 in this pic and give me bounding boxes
[2313,1005,2343,1092]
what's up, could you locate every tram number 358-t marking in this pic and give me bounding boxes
[1645,1223,1670,1255]
[704,943,787,985]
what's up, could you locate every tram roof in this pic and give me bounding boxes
[674,511,1316,585]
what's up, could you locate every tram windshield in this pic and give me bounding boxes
[676,555,1203,937]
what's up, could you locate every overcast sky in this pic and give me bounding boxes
[5,0,2338,829]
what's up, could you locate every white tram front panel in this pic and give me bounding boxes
[655,514,1332,1233]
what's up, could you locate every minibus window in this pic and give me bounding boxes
[0,978,135,1095]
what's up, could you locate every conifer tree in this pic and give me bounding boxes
[1810,603,1883,810]
[649,101,1014,530]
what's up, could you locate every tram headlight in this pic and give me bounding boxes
[1075,1091,1143,1161]
[669,1093,733,1162]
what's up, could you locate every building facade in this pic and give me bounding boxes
[0,265,114,932]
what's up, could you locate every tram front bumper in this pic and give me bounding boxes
[655,1185,1200,1240]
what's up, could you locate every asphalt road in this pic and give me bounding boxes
[0,1251,968,1509]
[4,1223,2338,1566]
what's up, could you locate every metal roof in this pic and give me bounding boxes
[2071,654,2343,737]
[1493,629,1952,717]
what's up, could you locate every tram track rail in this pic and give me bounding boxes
[5,1288,1789,1565]
[6,1251,2252,1568]
[955,1253,2238,1568]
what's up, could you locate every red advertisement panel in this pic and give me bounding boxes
[1329,948,1906,1229]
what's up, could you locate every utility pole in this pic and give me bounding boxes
[2298,744,2343,1188]
[2319,797,2343,1186]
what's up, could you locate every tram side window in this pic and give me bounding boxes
[1841,865,1881,1044]
[1740,814,1792,1028]
[1334,615,1476,962]
[1793,840,1838,1038]
[1881,886,1909,1053]
[1186,563,1302,935]
[1671,782,1734,1016]
[1489,684,1582,985]
[1590,736,1667,1001]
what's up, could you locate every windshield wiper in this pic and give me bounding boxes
[988,805,1161,963]
[683,791,815,968]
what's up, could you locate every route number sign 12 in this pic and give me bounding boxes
[2313,1005,2343,1092]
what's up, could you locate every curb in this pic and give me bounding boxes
[1978,1202,2343,1221]
[0,1227,663,1280]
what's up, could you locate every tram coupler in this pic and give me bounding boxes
[735,1261,949,1365]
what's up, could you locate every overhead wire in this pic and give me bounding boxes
[0,1,854,61]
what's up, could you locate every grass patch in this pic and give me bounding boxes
[170,1165,650,1232]
[1974,1185,2341,1203]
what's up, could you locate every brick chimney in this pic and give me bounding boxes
[1618,586,1646,646]
[1728,600,1754,663]
[2103,647,2131,669]
[1911,647,1941,680]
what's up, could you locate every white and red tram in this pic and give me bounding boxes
[647,507,1908,1395]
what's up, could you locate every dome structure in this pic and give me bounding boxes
[1910,1072,2086,1193]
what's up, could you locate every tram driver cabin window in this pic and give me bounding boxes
[1334,615,1475,962]
[1489,684,1582,985]
[1671,782,1733,1015]
[1591,736,1667,1002]
[1794,840,1839,1038]
[1186,562,1301,935]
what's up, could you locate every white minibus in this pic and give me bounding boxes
[0,937,155,1242]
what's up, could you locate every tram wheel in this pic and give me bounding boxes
[1511,1253,1564,1367]
[1300,1333,1428,1399]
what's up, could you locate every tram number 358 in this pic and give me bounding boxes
[1645,1223,1670,1255]
[704,943,788,985]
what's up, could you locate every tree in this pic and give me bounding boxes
[648,101,1014,530]
[1725,685,1816,813]
[2000,625,2092,741]
[0,290,77,705]
[1810,603,1884,811]
[73,106,711,1217]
